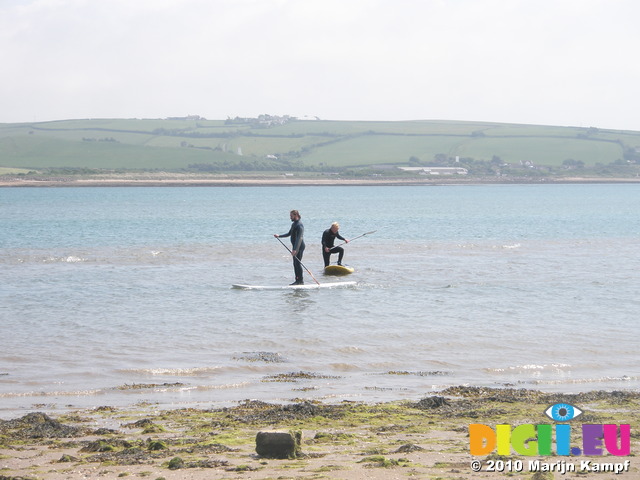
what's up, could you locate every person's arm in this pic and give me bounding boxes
[276,226,292,238]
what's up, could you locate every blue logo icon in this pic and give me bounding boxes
[544,403,583,422]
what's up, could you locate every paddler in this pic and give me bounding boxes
[274,210,306,285]
[321,222,349,267]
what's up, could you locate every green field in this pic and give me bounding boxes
[1,117,639,175]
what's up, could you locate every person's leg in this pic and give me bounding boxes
[322,248,331,267]
[293,246,305,283]
[292,256,302,283]
[331,246,345,265]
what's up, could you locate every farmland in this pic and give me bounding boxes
[1,116,640,179]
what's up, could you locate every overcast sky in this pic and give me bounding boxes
[2,0,639,130]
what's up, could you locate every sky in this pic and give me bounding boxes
[2,0,639,130]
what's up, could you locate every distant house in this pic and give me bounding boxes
[226,114,292,127]
[166,115,204,121]
[399,167,468,175]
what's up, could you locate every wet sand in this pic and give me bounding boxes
[1,387,638,479]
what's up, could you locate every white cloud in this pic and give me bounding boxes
[1,0,639,129]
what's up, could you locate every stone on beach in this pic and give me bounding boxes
[255,430,301,459]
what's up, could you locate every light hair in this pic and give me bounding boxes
[290,210,300,218]
[331,222,340,229]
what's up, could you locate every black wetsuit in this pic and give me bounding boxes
[279,219,305,283]
[321,228,346,267]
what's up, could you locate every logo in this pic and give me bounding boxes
[469,403,631,457]
[544,403,582,422]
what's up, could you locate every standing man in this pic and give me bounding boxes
[322,222,349,267]
[274,210,306,285]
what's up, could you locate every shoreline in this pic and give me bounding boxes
[2,173,640,187]
[1,387,638,479]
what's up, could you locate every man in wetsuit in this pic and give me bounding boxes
[274,210,306,285]
[321,222,349,267]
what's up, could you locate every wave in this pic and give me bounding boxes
[333,346,366,354]
[486,363,572,373]
[531,375,637,385]
[502,243,521,249]
[0,380,254,404]
[119,366,223,376]
[0,389,103,398]
[118,364,283,376]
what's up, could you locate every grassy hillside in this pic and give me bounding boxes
[1,117,640,177]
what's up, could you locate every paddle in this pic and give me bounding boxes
[274,236,320,285]
[334,230,377,248]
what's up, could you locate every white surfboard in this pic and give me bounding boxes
[232,281,357,290]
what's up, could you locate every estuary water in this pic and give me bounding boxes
[1,184,639,418]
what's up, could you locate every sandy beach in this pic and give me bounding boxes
[2,172,640,187]
[1,387,638,480]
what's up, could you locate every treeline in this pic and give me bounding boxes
[153,128,327,139]
[408,153,640,178]
[184,154,640,177]
[82,137,118,142]
[224,114,294,127]
[188,159,314,172]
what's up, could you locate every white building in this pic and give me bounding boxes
[399,167,468,175]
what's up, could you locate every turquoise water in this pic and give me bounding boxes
[1,184,639,418]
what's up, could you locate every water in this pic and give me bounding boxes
[1,184,639,419]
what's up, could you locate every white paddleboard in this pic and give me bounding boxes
[232,281,357,290]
